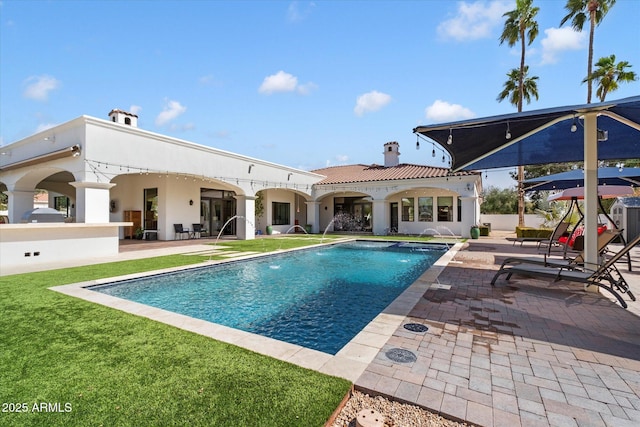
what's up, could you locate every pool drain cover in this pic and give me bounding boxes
[385,348,417,363]
[404,323,428,333]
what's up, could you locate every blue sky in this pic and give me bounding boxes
[1,0,638,189]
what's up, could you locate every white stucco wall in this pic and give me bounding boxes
[479,214,546,231]
[0,223,125,273]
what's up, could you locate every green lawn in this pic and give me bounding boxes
[0,253,351,426]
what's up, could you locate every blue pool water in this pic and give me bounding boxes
[90,241,446,354]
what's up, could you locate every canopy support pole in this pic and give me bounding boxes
[583,112,599,275]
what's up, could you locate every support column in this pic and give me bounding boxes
[372,199,387,235]
[6,190,36,223]
[235,195,255,240]
[69,181,116,223]
[583,112,599,275]
[306,201,320,233]
[460,196,478,238]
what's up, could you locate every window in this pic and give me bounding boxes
[457,196,462,222]
[401,198,414,222]
[124,117,131,125]
[437,196,453,222]
[272,202,290,225]
[418,197,433,221]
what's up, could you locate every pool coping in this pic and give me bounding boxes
[50,240,463,382]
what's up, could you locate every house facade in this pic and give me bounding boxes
[0,110,481,270]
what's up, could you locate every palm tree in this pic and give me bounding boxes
[499,0,539,227]
[561,0,617,104]
[497,67,540,106]
[499,0,539,112]
[585,54,637,102]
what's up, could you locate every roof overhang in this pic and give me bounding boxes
[0,145,81,172]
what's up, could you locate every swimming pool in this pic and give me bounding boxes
[90,240,446,354]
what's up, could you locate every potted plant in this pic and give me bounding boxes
[135,227,145,240]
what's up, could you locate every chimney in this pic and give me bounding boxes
[108,109,138,127]
[383,141,400,167]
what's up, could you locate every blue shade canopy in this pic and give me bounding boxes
[413,96,640,171]
[524,167,640,191]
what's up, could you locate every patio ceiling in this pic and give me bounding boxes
[413,96,640,172]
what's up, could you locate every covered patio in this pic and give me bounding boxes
[414,95,640,274]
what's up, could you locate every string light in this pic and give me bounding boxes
[446,128,453,145]
[83,159,457,194]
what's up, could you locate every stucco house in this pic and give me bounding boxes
[0,110,481,270]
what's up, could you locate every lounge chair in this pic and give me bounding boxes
[497,230,621,271]
[537,221,570,256]
[491,233,639,308]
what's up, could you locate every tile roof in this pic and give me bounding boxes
[312,163,477,185]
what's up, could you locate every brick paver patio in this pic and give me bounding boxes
[356,236,640,427]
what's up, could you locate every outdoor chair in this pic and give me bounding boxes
[497,230,621,271]
[173,224,190,240]
[191,223,203,239]
[537,221,570,256]
[491,233,639,309]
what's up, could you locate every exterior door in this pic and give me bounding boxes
[390,202,398,232]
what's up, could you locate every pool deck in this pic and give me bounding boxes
[356,234,640,427]
[12,234,640,426]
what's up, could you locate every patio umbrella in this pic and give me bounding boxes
[524,167,640,191]
[547,185,634,201]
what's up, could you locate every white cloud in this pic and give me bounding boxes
[540,27,585,64]
[437,0,510,41]
[296,81,318,95]
[258,70,316,95]
[425,100,475,122]
[129,105,142,115]
[259,71,298,94]
[155,99,187,126]
[23,75,60,101]
[287,1,315,22]
[354,90,392,116]
[335,154,349,163]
